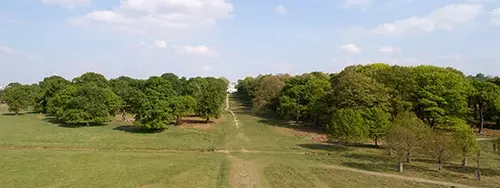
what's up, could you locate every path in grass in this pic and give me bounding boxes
[317,164,477,188]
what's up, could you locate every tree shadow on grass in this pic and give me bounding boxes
[2,112,26,116]
[444,165,500,177]
[342,162,395,172]
[113,125,164,134]
[297,143,350,152]
[43,117,106,128]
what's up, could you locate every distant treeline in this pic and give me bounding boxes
[0,73,228,130]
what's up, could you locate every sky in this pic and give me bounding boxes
[0,0,499,86]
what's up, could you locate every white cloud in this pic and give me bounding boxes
[491,8,500,25]
[41,0,90,9]
[371,3,483,35]
[201,65,212,72]
[340,44,361,53]
[378,46,398,53]
[71,0,233,38]
[342,0,372,11]
[275,4,288,15]
[154,40,167,48]
[0,46,15,54]
[172,45,219,57]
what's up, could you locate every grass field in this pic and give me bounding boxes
[1,98,500,188]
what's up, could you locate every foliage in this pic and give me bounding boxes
[331,69,390,111]
[327,108,367,147]
[453,122,479,166]
[49,85,121,125]
[277,74,330,123]
[37,76,70,113]
[72,72,109,88]
[109,76,143,111]
[133,76,176,130]
[470,79,500,133]
[170,96,197,125]
[363,107,391,147]
[2,84,36,114]
[251,75,286,112]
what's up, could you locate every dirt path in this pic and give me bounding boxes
[317,164,478,188]
[228,155,263,188]
[225,94,239,129]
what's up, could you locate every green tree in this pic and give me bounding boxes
[49,85,121,125]
[454,123,479,167]
[363,107,391,147]
[133,77,177,130]
[73,72,109,88]
[470,80,500,134]
[411,66,472,128]
[3,84,34,115]
[331,69,390,111]
[37,76,70,113]
[327,108,367,147]
[170,96,196,125]
[251,75,285,112]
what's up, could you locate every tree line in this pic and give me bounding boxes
[236,63,500,175]
[0,72,228,130]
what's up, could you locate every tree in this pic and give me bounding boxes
[37,76,70,113]
[73,72,109,88]
[170,96,196,125]
[133,76,177,130]
[331,69,390,111]
[277,74,331,123]
[470,80,500,134]
[195,78,227,122]
[363,107,391,147]
[411,66,471,128]
[49,85,121,125]
[424,131,457,171]
[453,123,479,167]
[251,75,285,112]
[386,112,429,172]
[109,76,142,112]
[327,108,367,147]
[2,84,34,115]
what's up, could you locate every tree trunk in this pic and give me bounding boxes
[476,150,481,181]
[479,102,484,135]
[462,155,468,167]
[388,148,393,157]
[206,117,210,123]
[398,161,404,172]
[374,138,379,148]
[437,158,442,171]
[493,143,497,152]
[406,152,411,163]
[121,109,126,122]
[15,111,19,115]
[86,122,90,126]
[176,115,182,125]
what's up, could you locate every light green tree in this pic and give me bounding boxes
[453,122,479,167]
[327,108,367,147]
[363,107,391,147]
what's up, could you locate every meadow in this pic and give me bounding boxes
[1,97,499,188]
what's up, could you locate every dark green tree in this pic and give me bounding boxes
[49,85,121,125]
[133,77,177,130]
[170,96,196,125]
[3,84,34,115]
[73,72,109,88]
[37,76,70,113]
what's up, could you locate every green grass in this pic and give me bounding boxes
[0,149,228,188]
[0,112,231,151]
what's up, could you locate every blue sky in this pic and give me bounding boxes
[1,0,499,85]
